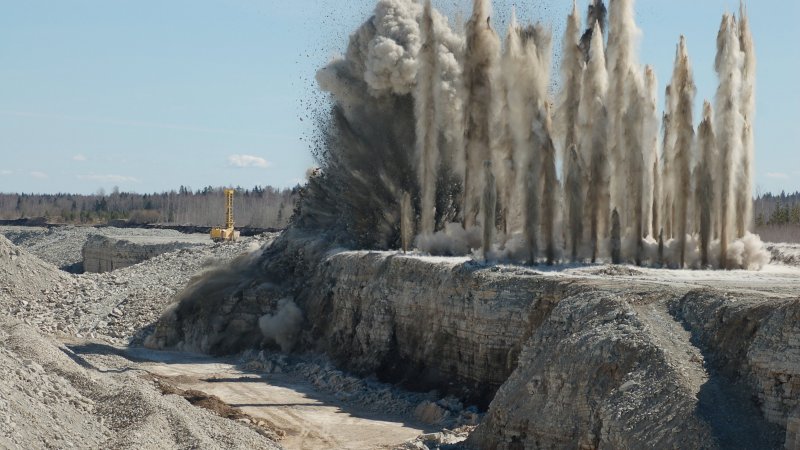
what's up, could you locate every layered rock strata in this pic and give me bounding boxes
[147,235,800,448]
[82,234,208,273]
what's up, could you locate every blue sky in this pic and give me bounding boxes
[0,0,797,195]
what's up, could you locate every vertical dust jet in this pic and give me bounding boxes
[481,160,497,260]
[491,14,514,240]
[611,208,622,264]
[463,0,500,228]
[661,86,674,239]
[302,0,767,270]
[401,191,414,253]
[502,17,530,239]
[642,66,659,239]
[557,1,584,258]
[430,6,467,227]
[540,104,560,265]
[623,74,645,264]
[738,3,756,238]
[566,146,584,262]
[696,101,716,267]
[652,155,661,241]
[504,19,552,263]
[578,20,609,263]
[715,13,743,269]
[605,0,642,231]
[670,36,696,268]
[416,1,438,236]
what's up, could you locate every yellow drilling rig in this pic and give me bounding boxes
[210,188,241,242]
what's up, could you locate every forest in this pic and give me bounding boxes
[0,185,299,229]
[0,187,797,241]
[754,191,800,243]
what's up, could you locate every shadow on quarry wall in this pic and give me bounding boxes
[670,292,797,449]
[297,253,572,407]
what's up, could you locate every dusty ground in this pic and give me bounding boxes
[2,228,799,449]
[67,345,436,450]
[0,228,470,450]
[0,318,280,449]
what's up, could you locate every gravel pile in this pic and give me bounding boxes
[0,318,280,449]
[767,243,800,267]
[0,228,470,449]
[0,233,282,449]
[241,350,482,429]
[0,229,277,347]
[80,236,273,346]
[0,234,78,310]
[0,225,210,272]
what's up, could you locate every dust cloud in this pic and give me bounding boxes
[298,0,767,270]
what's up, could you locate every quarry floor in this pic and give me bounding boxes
[0,227,462,449]
[1,226,799,449]
[68,345,432,450]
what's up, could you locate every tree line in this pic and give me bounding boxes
[753,191,800,244]
[0,185,299,229]
[754,191,800,227]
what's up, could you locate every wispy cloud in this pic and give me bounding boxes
[767,172,789,179]
[228,154,272,169]
[0,170,12,176]
[78,174,139,183]
[0,110,281,139]
[72,154,87,161]
[30,171,48,179]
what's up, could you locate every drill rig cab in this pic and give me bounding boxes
[210,188,241,242]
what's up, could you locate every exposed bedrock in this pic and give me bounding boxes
[146,234,799,448]
[469,292,718,449]
[669,292,800,448]
[82,234,208,273]
[298,253,570,406]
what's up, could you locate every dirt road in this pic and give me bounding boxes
[75,346,430,450]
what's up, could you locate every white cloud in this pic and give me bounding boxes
[767,172,789,179]
[29,171,48,179]
[72,154,87,161]
[228,154,272,169]
[78,174,139,183]
[0,170,12,176]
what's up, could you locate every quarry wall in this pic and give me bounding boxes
[82,234,207,273]
[298,253,574,406]
[147,238,800,448]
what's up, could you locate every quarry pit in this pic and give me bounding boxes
[1,226,799,448]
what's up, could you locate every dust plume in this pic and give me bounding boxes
[696,101,716,267]
[462,0,500,228]
[557,2,584,259]
[737,4,756,238]
[669,36,696,268]
[259,298,303,353]
[578,19,609,263]
[714,13,743,269]
[481,161,497,260]
[416,1,439,236]
[293,0,768,270]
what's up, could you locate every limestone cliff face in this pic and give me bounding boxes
[82,235,205,273]
[670,293,800,448]
[468,293,717,449]
[299,253,568,405]
[146,234,800,448]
